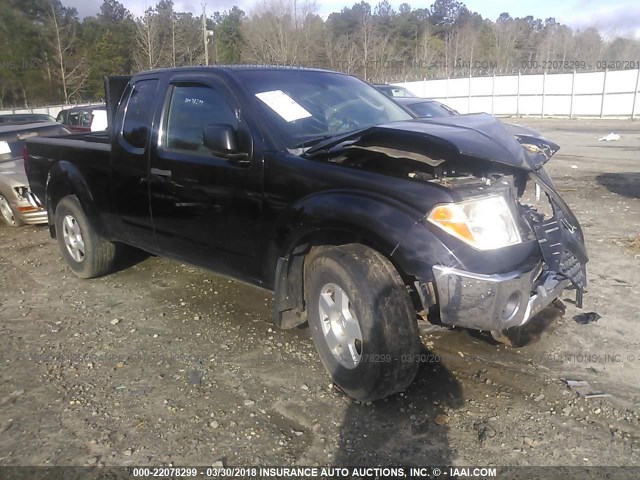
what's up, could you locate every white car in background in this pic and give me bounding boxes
[90,108,108,132]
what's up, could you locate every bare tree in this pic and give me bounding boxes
[573,28,603,65]
[47,0,89,103]
[156,1,178,67]
[174,13,205,66]
[243,0,317,65]
[64,55,91,101]
[419,25,442,68]
[245,1,297,63]
[170,15,177,67]
[135,9,164,71]
[325,31,359,73]
[361,11,374,80]
[455,20,480,73]
[492,14,521,72]
[299,11,324,66]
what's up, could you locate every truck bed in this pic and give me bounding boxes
[25,131,112,212]
[64,131,111,144]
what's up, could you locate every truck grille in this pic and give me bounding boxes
[526,195,587,291]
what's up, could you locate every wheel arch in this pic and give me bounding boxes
[268,191,425,329]
[46,161,104,238]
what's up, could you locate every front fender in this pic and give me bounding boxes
[267,189,425,277]
[391,218,542,310]
[266,190,426,328]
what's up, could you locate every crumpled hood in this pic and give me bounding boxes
[306,113,559,172]
[0,159,28,188]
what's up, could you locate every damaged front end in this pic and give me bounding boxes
[430,170,588,331]
[305,114,588,331]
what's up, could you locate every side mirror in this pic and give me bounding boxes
[202,124,248,160]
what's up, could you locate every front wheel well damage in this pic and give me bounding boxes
[272,232,428,329]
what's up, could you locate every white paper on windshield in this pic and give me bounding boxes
[0,141,11,155]
[255,90,312,122]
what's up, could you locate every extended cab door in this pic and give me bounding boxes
[110,77,160,249]
[149,74,263,282]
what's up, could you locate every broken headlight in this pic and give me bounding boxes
[14,186,29,199]
[427,195,521,250]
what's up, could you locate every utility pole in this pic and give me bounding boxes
[202,4,209,66]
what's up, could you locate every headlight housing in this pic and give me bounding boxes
[427,195,521,250]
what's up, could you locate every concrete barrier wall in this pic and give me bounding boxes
[395,69,640,118]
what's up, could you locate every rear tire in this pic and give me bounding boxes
[0,194,23,227]
[305,244,420,401]
[54,195,116,278]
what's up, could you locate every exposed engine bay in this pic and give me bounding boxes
[304,113,588,310]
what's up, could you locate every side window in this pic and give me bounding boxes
[80,111,92,127]
[165,84,238,153]
[56,111,65,123]
[123,79,158,149]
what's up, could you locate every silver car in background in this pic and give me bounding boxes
[0,122,71,227]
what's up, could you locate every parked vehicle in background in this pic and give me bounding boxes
[0,122,71,226]
[373,84,416,98]
[394,97,460,117]
[55,105,107,132]
[25,67,587,401]
[396,97,542,137]
[90,108,108,132]
[0,113,57,125]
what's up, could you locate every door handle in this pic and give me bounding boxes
[150,168,172,178]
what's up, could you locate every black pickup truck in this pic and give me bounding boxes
[25,66,588,401]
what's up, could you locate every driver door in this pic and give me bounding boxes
[149,76,263,282]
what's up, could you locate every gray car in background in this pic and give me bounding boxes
[373,84,417,98]
[393,96,542,137]
[0,122,71,226]
[0,113,57,124]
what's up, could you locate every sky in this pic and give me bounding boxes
[63,0,640,39]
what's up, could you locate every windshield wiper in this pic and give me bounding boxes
[293,135,333,149]
[302,128,372,157]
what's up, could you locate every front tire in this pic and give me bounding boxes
[305,244,420,401]
[54,195,116,278]
[0,194,23,227]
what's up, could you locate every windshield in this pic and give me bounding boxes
[236,70,412,149]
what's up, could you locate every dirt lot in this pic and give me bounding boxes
[0,118,639,469]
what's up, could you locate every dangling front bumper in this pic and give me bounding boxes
[432,263,570,331]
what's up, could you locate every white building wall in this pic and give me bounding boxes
[395,69,640,118]
[2,69,639,119]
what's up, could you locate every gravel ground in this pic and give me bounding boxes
[0,118,639,468]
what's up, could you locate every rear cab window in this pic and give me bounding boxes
[122,79,159,149]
